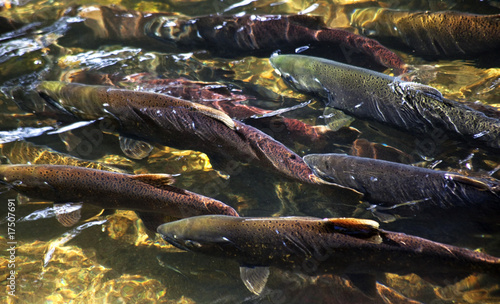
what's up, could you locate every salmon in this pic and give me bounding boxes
[24,81,330,186]
[0,164,238,230]
[158,215,500,297]
[270,54,500,149]
[303,153,500,221]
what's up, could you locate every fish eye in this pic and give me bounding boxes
[282,73,297,85]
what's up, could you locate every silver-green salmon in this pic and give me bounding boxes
[158,215,500,296]
[270,54,500,149]
[303,153,500,220]
[0,164,238,230]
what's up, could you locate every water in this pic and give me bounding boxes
[1,0,500,303]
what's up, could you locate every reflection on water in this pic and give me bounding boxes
[1,0,500,303]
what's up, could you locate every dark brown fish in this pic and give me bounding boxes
[116,76,360,150]
[0,164,239,230]
[303,153,500,220]
[147,14,407,73]
[70,6,407,73]
[158,215,500,297]
[22,81,329,186]
[351,8,500,57]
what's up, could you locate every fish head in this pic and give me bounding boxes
[34,81,80,118]
[157,215,241,256]
[0,165,60,199]
[269,54,325,95]
[269,54,302,90]
[303,154,340,183]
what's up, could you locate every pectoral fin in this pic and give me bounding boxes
[119,136,154,160]
[16,193,49,205]
[371,209,398,223]
[250,100,311,119]
[240,266,270,295]
[54,202,83,227]
[303,160,363,195]
[346,273,378,299]
[38,90,76,117]
[421,272,470,286]
[323,107,354,131]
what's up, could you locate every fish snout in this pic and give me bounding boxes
[158,222,201,252]
[269,55,297,87]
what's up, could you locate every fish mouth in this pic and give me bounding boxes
[159,234,191,251]
[157,223,191,251]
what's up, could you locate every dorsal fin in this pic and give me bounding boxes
[190,103,235,130]
[324,218,382,244]
[444,173,495,192]
[130,174,176,188]
[327,218,379,230]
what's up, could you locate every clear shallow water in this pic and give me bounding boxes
[0,0,500,303]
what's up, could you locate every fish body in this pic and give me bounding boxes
[116,76,360,150]
[29,81,325,185]
[0,164,238,220]
[74,6,406,72]
[303,153,500,218]
[270,54,500,149]
[351,8,500,57]
[146,14,406,73]
[158,215,500,294]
